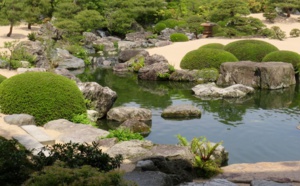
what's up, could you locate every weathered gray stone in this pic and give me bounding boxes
[107,107,152,122]
[138,62,170,80]
[14,41,50,68]
[150,144,193,161]
[159,28,176,40]
[4,114,36,126]
[93,38,116,52]
[107,140,153,159]
[21,125,55,145]
[118,41,139,50]
[118,49,149,63]
[124,171,173,186]
[51,48,85,69]
[87,110,100,123]
[144,54,168,66]
[169,70,200,82]
[192,83,254,98]
[297,125,300,130]
[161,104,201,118]
[125,31,153,42]
[13,134,49,156]
[53,68,81,83]
[97,138,118,150]
[180,179,237,186]
[251,180,293,186]
[44,119,109,144]
[17,67,47,74]
[155,40,173,47]
[77,82,117,119]
[37,22,63,41]
[136,160,155,170]
[217,161,300,183]
[217,61,296,89]
[119,119,151,134]
[82,32,99,45]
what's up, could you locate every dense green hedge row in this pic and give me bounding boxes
[0,72,86,125]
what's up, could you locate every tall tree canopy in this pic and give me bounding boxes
[268,0,300,17]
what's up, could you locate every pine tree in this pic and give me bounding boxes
[268,0,300,17]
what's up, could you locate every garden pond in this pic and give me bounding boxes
[78,68,300,164]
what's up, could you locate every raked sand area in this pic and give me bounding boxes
[1,14,300,185]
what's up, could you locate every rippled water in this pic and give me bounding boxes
[78,68,300,164]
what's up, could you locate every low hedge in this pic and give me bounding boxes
[224,40,279,62]
[199,43,225,50]
[262,50,300,71]
[170,33,189,42]
[180,48,238,70]
[0,74,6,84]
[0,72,86,125]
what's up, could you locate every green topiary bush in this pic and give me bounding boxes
[224,39,279,62]
[0,74,6,84]
[180,48,238,70]
[199,43,225,50]
[170,33,189,42]
[154,22,167,34]
[0,72,86,125]
[262,50,300,71]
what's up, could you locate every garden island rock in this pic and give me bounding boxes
[217,61,296,89]
[161,104,201,119]
[107,107,152,122]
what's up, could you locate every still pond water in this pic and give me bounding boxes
[78,68,300,164]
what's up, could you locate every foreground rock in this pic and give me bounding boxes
[77,82,117,119]
[107,107,152,122]
[192,83,254,98]
[4,114,36,126]
[44,119,109,143]
[217,61,296,89]
[217,161,300,184]
[161,104,201,119]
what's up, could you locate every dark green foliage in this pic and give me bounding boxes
[0,137,34,185]
[154,22,166,34]
[160,19,186,29]
[34,141,123,172]
[0,74,6,84]
[105,128,144,142]
[0,72,86,125]
[224,40,279,62]
[262,50,300,71]
[180,48,238,70]
[170,33,189,42]
[24,161,135,186]
[199,43,225,50]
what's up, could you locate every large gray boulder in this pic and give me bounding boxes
[51,48,85,69]
[53,68,81,83]
[144,54,168,66]
[4,114,36,126]
[13,41,50,68]
[192,83,254,98]
[44,119,109,143]
[77,82,117,119]
[107,107,152,122]
[161,104,201,119]
[138,62,170,80]
[217,61,296,89]
[124,171,173,186]
[119,119,151,135]
[118,50,149,63]
[37,22,63,41]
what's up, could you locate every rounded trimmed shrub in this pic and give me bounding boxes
[170,33,189,42]
[262,50,300,70]
[0,74,6,84]
[0,72,86,125]
[180,48,238,70]
[199,43,225,50]
[290,28,300,38]
[154,22,166,34]
[224,40,279,62]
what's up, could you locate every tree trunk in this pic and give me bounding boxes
[28,23,32,29]
[7,22,13,37]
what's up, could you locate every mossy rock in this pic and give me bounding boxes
[0,74,6,84]
[0,72,86,125]
[262,50,300,71]
[180,48,238,70]
[199,43,225,50]
[224,39,279,62]
[170,33,189,42]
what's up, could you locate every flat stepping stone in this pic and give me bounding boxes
[13,134,49,156]
[21,125,55,145]
[161,104,201,118]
